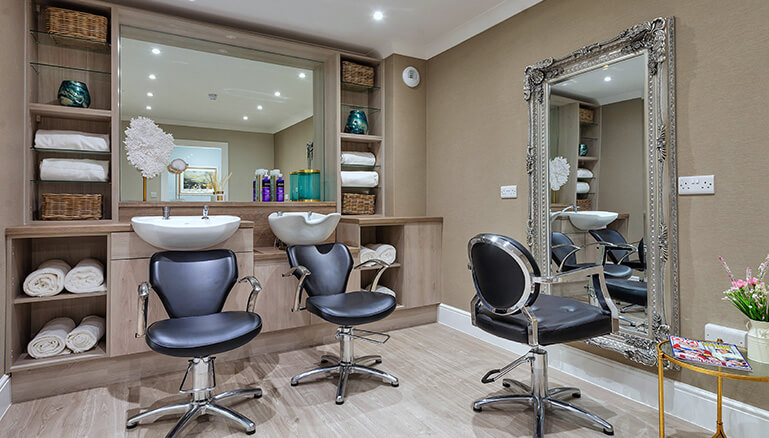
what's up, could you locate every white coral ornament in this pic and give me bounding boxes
[124,117,174,178]
[549,156,570,191]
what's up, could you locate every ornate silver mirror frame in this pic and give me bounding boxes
[524,17,678,366]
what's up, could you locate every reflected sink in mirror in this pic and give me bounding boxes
[268,211,341,246]
[563,211,618,231]
[131,216,241,250]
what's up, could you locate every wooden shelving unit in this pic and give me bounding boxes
[11,341,107,372]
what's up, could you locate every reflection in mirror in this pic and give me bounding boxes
[547,55,649,335]
[119,26,324,202]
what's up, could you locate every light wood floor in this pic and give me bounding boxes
[0,323,707,437]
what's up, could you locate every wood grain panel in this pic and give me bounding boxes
[250,259,311,332]
[109,229,252,260]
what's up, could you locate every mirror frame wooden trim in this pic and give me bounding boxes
[524,17,677,367]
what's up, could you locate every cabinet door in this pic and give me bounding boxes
[400,222,442,308]
[252,259,311,332]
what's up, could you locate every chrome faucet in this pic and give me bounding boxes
[202,205,209,220]
[549,204,578,222]
[162,206,170,220]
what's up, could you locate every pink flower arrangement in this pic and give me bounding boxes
[719,254,769,321]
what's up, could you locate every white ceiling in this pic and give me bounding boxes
[120,37,315,133]
[110,0,542,59]
[551,55,646,106]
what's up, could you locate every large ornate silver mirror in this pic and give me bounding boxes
[525,17,677,366]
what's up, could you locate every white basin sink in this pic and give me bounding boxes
[268,211,341,246]
[131,215,241,250]
[563,211,618,230]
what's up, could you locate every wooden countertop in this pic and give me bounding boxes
[339,215,444,226]
[120,201,336,208]
[254,245,360,261]
[6,220,254,237]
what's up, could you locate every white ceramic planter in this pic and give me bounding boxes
[746,320,769,364]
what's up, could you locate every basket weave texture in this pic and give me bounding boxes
[342,61,374,87]
[41,193,102,220]
[44,7,108,42]
[342,193,376,215]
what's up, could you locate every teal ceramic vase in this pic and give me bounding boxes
[578,143,589,156]
[344,110,368,135]
[57,80,91,108]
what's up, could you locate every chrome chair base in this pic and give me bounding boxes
[473,348,613,437]
[290,327,399,405]
[126,357,261,437]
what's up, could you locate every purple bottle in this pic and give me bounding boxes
[261,175,272,202]
[276,175,285,202]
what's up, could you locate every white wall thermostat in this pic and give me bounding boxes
[402,66,420,88]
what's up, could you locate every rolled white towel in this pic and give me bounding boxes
[34,129,110,152]
[66,315,105,353]
[576,182,591,194]
[27,317,76,359]
[359,246,376,263]
[40,158,109,182]
[23,259,71,297]
[340,171,378,188]
[365,243,396,264]
[64,258,107,293]
[577,168,594,178]
[340,151,376,166]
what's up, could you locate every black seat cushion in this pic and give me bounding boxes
[567,262,632,279]
[606,279,647,306]
[146,311,262,357]
[474,294,612,346]
[306,291,397,326]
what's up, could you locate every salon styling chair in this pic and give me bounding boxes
[469,234,619,437]
[127,250,265,437]
[550,232,632,279]
[588,229,646,272]
[284,243,399,404]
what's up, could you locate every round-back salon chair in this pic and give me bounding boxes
[468,234,619,437]
[127,249,265,437]
[284,242,399,405]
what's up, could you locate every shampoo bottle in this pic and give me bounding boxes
[252,171,258,201]
[276,174,285,202]
[261,175,272,202]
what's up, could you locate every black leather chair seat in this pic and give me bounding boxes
[146,311,262,357]
[620,260,646,271]
[565,262,632,279]
[474,294,612,346]
[606,279,647,306]
[306,291,397,326]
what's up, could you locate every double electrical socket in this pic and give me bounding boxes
[500,185,517,199]
[678,175,715,195]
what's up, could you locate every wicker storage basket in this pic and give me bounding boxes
[341,61,375,87]
[576,198,592,211]
[44,7,108,42]
[579,107,595,123]
[41,193,102,220]
[342,193,376,215]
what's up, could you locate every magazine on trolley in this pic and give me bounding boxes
[669,336,752,371]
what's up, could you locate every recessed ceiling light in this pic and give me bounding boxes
[604,76,612,82]
[298,72,306,79]
[148,74,156,80]
[243,116,249,121]
[145,105,152,110]
[373,10,384,21]
[274,91,281,97]
[146,92,154,97]
[257,105,263,110]
[151,48,161,55]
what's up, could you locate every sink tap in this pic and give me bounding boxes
[162,206,170,220]
[550,204,578,222]
[202,205,209,220]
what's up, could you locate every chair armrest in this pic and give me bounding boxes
[551,243,583,272]
[136,282,150,338]
[282,265,311,312]
[354,259,391,291]
[239,276,262,313]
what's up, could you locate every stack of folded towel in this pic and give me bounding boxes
[340,171,378,188]
[23,258,107,297]
[340,151,376,166]
[40,158,109,182]
[27,315,105,359]
[34,129,110,152]
[360,243,397,264]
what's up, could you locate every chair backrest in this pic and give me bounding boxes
[286,243,352,297]
[588,228,629,264]
[468,234,540,314]
[149,249,238,318]
[550,232,579,270]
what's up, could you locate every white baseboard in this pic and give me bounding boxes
[437,304,769,436]
[0,375,10,422]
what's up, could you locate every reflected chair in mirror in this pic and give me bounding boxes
[469,234,619,437]
[588,229,646,273]
[550,232,632,279]
[127,250,265,437]
[284,243,399,404]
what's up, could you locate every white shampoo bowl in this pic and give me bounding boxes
[131,215,241,250]
[563,211,619,231]
[268,211,341,246]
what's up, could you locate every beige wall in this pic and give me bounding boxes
[426,0,769,408]
[274,116,314,197]
[385,54,427,216]
[120,122,274,201]
[598,98,645,242]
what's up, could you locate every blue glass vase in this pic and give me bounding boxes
[344,110,368,135]
[57,80,91,108]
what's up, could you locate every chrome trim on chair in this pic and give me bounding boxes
[135,282,150,338]
[239,276,262,313]
[282,265,311,312]
[354,258,391,291]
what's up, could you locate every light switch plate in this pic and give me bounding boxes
[500,185,517,199]
[678,175,715,195]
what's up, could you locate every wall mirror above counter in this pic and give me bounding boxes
[526,17,677,366]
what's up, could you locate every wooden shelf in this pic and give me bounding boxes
[14,290,107,304]
[340,133,383,143]
[11,341,107,372]
[29,103,112,121]
[359,262,401,271]
[578,156,599,161]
